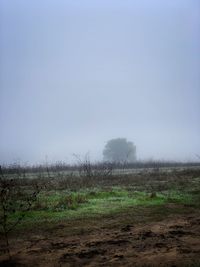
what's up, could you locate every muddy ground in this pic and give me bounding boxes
[0,205,200,267]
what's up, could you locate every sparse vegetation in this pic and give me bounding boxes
[0,167,40,259]
[0,165,200,266]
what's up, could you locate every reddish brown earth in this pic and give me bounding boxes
[1,209,200,267]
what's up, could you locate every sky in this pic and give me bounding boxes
[0,0,200,164]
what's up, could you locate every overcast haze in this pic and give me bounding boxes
[0,0,200,164]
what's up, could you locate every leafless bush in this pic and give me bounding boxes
[0,166,40,259]
[73,153,113,180]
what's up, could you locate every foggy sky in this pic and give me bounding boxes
[0,0,200,164]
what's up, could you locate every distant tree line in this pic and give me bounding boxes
[1,160,200,175]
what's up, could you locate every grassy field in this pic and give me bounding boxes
[0,168,200,266]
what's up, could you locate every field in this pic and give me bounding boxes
[0,167,200,266]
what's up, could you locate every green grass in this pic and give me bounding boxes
[2,186,199,233]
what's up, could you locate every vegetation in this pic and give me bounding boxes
[0,167,40,258]
[0,165,200,265]
[1,167,200,230]
[5,187,198,230]
[2,160,200,176]
[103,138,137,163]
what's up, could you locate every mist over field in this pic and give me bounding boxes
[0,0,200,164]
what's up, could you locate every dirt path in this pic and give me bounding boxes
[1,212,200,267]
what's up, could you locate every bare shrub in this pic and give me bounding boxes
[73,153,113,180]
[0,166,40,259]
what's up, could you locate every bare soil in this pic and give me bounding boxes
[1,206,200,267]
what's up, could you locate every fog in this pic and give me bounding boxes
[0,0,200,164]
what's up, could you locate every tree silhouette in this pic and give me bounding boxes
[103,138,136,163]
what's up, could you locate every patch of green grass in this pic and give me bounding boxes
[0,181,200,237]
[86,187,129,199]
[1,186,199,233]
[32,191,88,211]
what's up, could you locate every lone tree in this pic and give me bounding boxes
[103,138,136,163]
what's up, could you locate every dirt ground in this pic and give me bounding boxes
[1,207,200,267]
